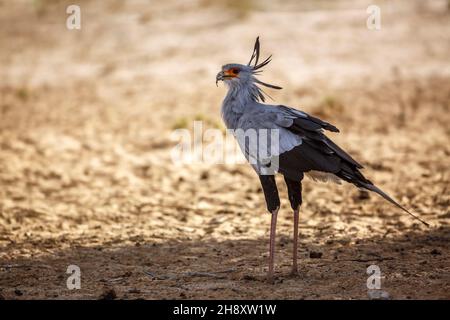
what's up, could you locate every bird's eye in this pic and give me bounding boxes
[231,68,239,74]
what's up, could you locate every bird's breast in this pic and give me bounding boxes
[221,103,242,130]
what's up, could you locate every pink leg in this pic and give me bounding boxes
[291,209,299,276]
[267,208,278,283]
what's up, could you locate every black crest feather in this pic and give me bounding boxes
[248,37,282,92]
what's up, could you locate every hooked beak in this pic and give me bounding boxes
[216,71,224,87]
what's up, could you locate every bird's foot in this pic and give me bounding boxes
[289,267,299,277]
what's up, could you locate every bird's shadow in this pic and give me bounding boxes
[0,225,448,299]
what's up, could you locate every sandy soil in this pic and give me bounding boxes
[0,0,449,299]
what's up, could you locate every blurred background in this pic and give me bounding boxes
[0,0,449,299]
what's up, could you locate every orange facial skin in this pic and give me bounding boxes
[223,68,240,78]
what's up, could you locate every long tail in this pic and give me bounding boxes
[360,182,429,227]
[336,168,429,227]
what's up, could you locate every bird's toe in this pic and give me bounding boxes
[289,268,299,277]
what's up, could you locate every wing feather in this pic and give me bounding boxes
[275,105,363,169]
[234,103,362,179]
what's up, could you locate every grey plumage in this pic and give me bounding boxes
[216,37,429,227]
[216,38,430,282]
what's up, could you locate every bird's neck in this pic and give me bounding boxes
[221,81,258,129]
[224,81,258,106]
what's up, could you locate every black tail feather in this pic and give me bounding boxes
[336,168,429,227]
[360,182,429,227]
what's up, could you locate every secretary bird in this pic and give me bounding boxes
[216,37,428,283]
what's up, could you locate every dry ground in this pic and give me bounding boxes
[0,0,449,299]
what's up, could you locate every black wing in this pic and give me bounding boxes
[274,105,429,227]
[275,105,365,182]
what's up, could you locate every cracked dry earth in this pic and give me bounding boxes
[0,0,449,299]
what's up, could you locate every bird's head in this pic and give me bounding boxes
[216,37,282,101]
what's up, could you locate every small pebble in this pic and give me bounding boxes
[99,288,117,300]
[430,249,441,255]
[241,274,257,281]
[309,251,323,259]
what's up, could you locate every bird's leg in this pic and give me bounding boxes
[268,208,279,283]
[291,207,299,276]
[258,175,280,283]
[284,175,303,277]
